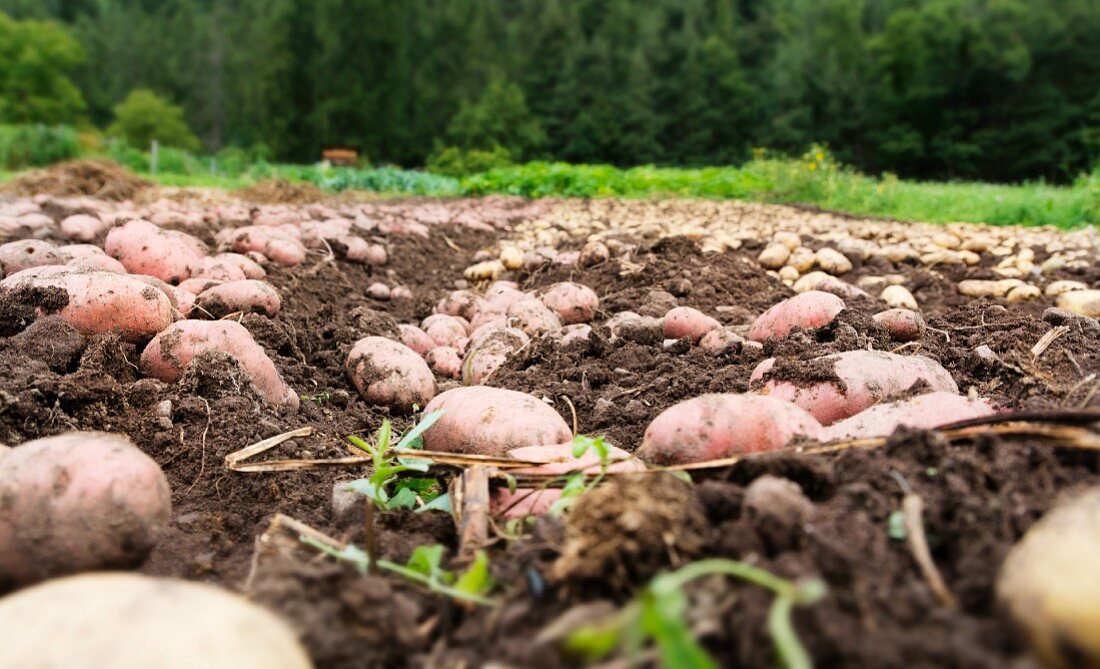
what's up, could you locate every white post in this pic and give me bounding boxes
[150,139,159,175]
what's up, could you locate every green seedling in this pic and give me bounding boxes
[566,559,826,669]
[547,434,612,516]
[345,410,445,511]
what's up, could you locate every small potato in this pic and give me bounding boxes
[755,350,959,425]
[873,308,926,342]
[425,346,463,379]
[0,573,311,669]
[662,306,720,343]
[461,327,529,385]
[105,219,205,283]
[398,324,435,356]
[748,291,844,342]
[345,336,435,411]
[178,277,224,295]
[699,326,744,354]
[559,323,593,346]
[195,280,281,318]
[2,270,174,342]
[142,320,298,408]
[0,240,63,276]
[422,386,572,455]
[436,290,486,321]
[0,432,170,589]
[539,282,599,325]
[637,394,824,465]
[824,392,996,440]
[212,252,266,279]
[507,298,562,336]
[579,240,611,267]
[59,214,106,241]
[192,257,248,282]
[223,225,307,267]
[422,314,468,348]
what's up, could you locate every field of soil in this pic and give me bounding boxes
[1,171,1099,668]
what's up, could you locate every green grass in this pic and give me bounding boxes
[144,172,256,189]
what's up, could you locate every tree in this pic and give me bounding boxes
[445,74,546,159]
[0,12,86,124]
[107,88,199,151]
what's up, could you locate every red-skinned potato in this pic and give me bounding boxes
[345,336,435,412]
[507,298,562,336]
[748,291,845,342]
[539,282,599,325]
[195,280,281,318]
[66,254,127,273]
[461,327,529,385]
[873,308,926,342]
[398,324,435,356]
[192,257,247,282]
[754,350,959,425]
[0,240,63,276]
[59,214,106,241]
[637,394,824,465]
[223,226,307,267]
[436,290,486,321]
[0,432,170,589]
[425,346,463,379]
[105,219,205,283]
[422,314,468,348]
[2,269,174,342]
[824,392,996,440]
[421,386,572,455]
[142,320,299,408]
[662,306,720,342]
[58,244,106,260]
[699,326,744,354]
[212,252,266,279]
[178,277,224,295]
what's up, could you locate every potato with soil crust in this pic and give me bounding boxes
[699,326,744,354]
[192,256,248,282]
[422,386,572,455]
[425,346,463,379]
[222,225,308,267]
[752,350,959,425]
[873,308,926,342]
[824,392,996,440]
[539,282,599,325]
[397,324,435,356]
[0,239,63,276]
[507,298,562,336]
[636,394,824,465]
[662,306,720,342]
[345,336,435,411]
[1,269,175,342]
[436,290,486,322]
[748,291,845,342]
[998,488,1100,669]
[142,320,299,409]
[212,252,266,279]
[195,279,281,318]
[421,314,468,349]
[105,219,205,283]
[0,432,170,589]
[461,327,529,385]
[0,573,311,669]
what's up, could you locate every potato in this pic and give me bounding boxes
[142,320,299,408]
[461,327,529,385]
[872,308,926,342]
[0,240,63,276]
[2,270,174,342]
[345,336,435,411]
[58,243,106,260]
[539,282,599,325]
[997,488,1100,669]
[224,225,308,267]
[662,306,720,343]
[422,314,468,348]
[0,573,312,669]
[105,219,205,283]
[425,346,463,379]
[579,240,611,267]
[636,394,824,465]
[0,432,170,589]
[192,256,248,282]
[507,298,562,336]
[559,323,593,346]
[345,242,387,266]
[755,350,959,425]
[824,392,996,440]
[67,254,127,273]
[59,214,106,241]
[436,290,486,322]
[422,386,572,455]
[699,326,744,354]
[397,324,435,356]
[178,277,224,295]
[212,252,266,279]
[196,280,281,318]
[748,291,845,342]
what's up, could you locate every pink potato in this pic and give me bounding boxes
[58,244,106,260]
[66,254,126,273]
[345,336,435,411]
[224,226,307,267]
[539,282,599,325]
[699,326,744,354]
[755,350,959,425]
[559,323,593,346]
[212,253,266,279]
[0,431,171,589]
[421,386,572,455]
[343,242,387,266]
[636,394,824,465]
[873,308,926,342]
[436,290,486,321]
[422,314,468,348]
[507,298,562,336]
[2,270,174,342]
[195,280,281,318]
[425,346,463,379]
[398,324,436,356]
[59,214,106,241]
[105,219,205,283]
[461,327,529,385]
[192,257,247,282]
[0,240,63,276]
[824,392,997,440]
[748,291,845,342]
[367,283,391,300]
[142,320,299,408]
[177,277,224,296]
[663,306,721,343]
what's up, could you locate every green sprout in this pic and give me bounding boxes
[547,434,612,516]
[345,410,446,511]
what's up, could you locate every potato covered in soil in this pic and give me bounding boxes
[506,298,562,336]
[637,394,824,465]
[461,327,529,385]
[142,320,299,408]
[0,432,170,589]
[824,391,996,440]
[0,573,311,669]
[195,279,282,318]
[422,386,572,455]
[873,308,926,342]
[748,290,845,342]
[397,324,435,356]
[345,336,435,411]
[0,239,63,276]
[105,219,204,283]
[539,282,599,325]
[997,488,1100,669]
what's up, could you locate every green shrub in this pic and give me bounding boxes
[107,89,201,152]
[305,165,460,195]
[426,144,514,177]
[0,124,80,169]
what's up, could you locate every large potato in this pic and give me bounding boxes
[0,573,311,669]
[105,219,205,283]
[345,336,435,411]
[196,280,281,318]
[824,392,996,440]
[662,306,720,342]
[422,386,572,455]
[142,320,299,408]
[748,291,845,342]
[0,432,170,589]
[539,282,599,325]
[637,394,824,465]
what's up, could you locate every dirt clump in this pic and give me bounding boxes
[0,159,152,201]
[236,179,328,205]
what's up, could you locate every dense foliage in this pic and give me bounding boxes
[0,0,1098,182]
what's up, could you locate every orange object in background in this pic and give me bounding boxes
[321,148,358,166]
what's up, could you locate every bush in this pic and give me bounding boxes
[107,90,200,153]
[0,124,80,169]
[305,165,460,195]
[104,140,149,173]
[425,145,514,177]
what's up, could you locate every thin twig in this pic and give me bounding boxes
[186,398,212,493]
[1032,325,1069,359]
[561,395,578,435]
[901,492,957,608]
[225,427,314,468]
[457,466,490,563]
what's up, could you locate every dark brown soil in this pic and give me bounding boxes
[0,203,1098,669]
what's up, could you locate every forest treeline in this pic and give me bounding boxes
[1,0,1098,182]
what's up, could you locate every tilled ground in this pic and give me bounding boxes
[1,190,1099,668]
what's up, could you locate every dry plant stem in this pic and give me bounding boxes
[230,456,370,473]
[365,497,378,574]
[186,397,213,493]
[561,395,579,435]
[457,466,490,563]
[1032,325,1069,358]
[902,493,958,608]
[225,426,313,468]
